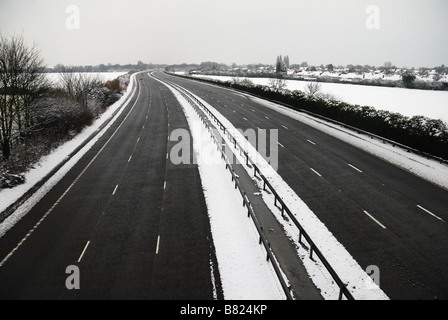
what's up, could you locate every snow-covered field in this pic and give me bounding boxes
[192,75,448,124]
[45,72,128,86]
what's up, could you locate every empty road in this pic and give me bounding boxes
[155,71,448,300]
[0,72,221,299]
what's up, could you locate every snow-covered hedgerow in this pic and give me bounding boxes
[173,74,448,161]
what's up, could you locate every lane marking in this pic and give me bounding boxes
[277,142,285,148]
[264,116,270,120]
[112,184,119,195]
[0,76,144,268]
[348,163,363,173]
[310,168,322,177]
[128,155,132,162]
[163,181,167,190]
[155,235,160,254]
[363,210,387,229]
[77,241,90,263]
[307,139,316,145]
[243,117,248,121]
[281,125,288,130]
[417,205,444,222]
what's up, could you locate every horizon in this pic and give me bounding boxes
[46,60,445,70]
[1,0,447,69]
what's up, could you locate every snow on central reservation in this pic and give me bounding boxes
[193,75,448,124]
[175,86,390,300]
[158,77,286,300]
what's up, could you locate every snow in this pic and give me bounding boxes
[178,87,390,300]
[193,75,448,123]
[45,72,128,86]
[156,76,286,300]
[0,73,138,237]
[253,97,448,191]
[2,70,447,300]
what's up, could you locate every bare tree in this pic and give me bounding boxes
[59,68,102,109]
[0,33,48,160]
[269,77,286,93]
[304,82,322,99]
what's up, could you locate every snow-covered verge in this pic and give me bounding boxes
[182,91,390,300]
[155,76,286,300]
[192,75,448,124]
[186,75,448,190]
[252,97,448,191]
[0,73,138,236]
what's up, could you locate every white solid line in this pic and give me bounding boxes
[155,236,160,254]
[348,163,363,173]
[417,205,444,222]
[112,184,118,195]
[363,210,387,229]
[307,139,316,145]
[310,168,322,177]
[281,125,288,130]
[78,241,90,263]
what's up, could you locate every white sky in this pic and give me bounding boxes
[1,0,447,68]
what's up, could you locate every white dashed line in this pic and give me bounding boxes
[363,210,387,229]
[348,163,363,173]
[417,205,444,222]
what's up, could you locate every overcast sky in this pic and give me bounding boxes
[1,0,447,68]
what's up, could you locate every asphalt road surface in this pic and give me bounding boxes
[0,72,222,299]
[155,71,448,300]
[2,69,448,300]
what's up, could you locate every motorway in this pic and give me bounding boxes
[1,69,448,300]
[0,72,222,299]
[154,71,448,300]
